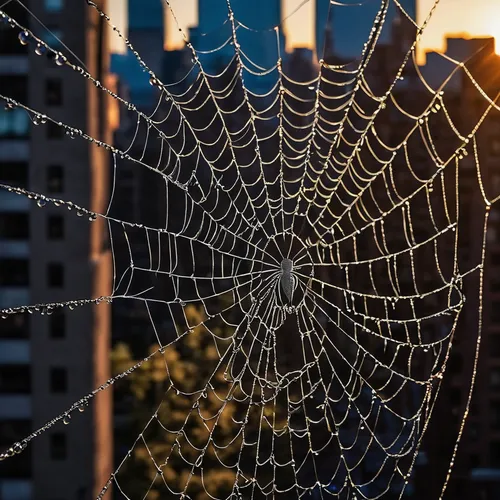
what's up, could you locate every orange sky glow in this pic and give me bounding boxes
[418,0,500,62]
[109,0,500,61]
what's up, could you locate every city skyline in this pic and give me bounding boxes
[3,0,500,498]
[109,0,500,63]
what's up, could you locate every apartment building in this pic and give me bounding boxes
[0,1,113,498]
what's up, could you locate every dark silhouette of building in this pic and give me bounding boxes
[0,1,114,498]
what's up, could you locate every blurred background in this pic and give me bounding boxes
[1,0,500,499]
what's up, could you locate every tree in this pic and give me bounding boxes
[111,303,290,499]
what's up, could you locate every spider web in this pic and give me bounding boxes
[1,0,500,498]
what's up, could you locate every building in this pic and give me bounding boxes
[111,0,164,109]
[326,0,416,59]
[196,0,284,93]
[439,36,500,500]
[403,35,500,500]
[315,0,335,62]
[0,0,114,498]
[367,32,500,499]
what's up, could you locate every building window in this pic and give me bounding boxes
[47,215,64,240]
[0,366,31,393]
[45,0,63,12]
[45,78,63,106]
[491,401,500,431]
[492,302,500,324]
[0,108,30,139]
[45,25,63,47]
[0,76,28,104]
[0,420,32,478]
[47,120,64,139]
[47,165,64,193]
[49,367,67,393]
[47,262,64,288]
[0,3,29,55]
[50,433,67,460]
[49,309,65,339]
[491,441,500,467]
[490,367,500,387]
[0,259,29,286]
[0,314,29,339]
[0,162,28,188]
[0,213,29,239]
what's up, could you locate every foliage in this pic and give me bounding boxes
[111,303,289,499]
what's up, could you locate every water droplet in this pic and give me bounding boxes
[4,102,15,111]
[33,115,41,125]
[35,43,46,56]
[66,130,75,139]
[55,53,67,66]
[18,31,30,45]
[63,414,71,425]
[12,442,26,454]
[149,76,157,86]
[37,198,47,208]
[76,210,84,217]
[89,213,97,222]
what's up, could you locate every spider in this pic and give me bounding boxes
[279,258,298,303]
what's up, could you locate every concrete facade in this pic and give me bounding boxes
[0,1,113,498]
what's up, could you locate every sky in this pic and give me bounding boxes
[108,0,500,61]
[418,0,500,60]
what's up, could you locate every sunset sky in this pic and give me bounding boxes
[108,0,500,61]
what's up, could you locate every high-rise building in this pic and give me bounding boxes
[366,32,500,499]
[323,0,417,59]
[111,0,164,108]
[197,0,283,90]
[315,0,335,61]
[420,37,500,500]
[0,1,113,498]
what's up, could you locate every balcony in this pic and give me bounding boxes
[0,395,31,419]
[0,340,30,364]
